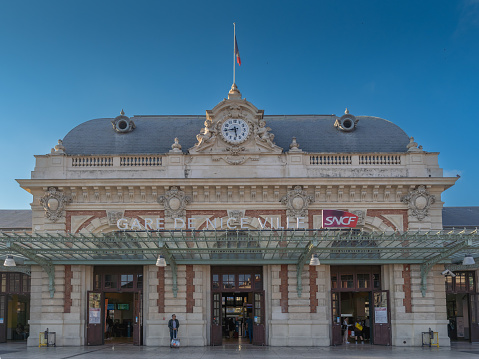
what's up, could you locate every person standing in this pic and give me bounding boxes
[246,314,253,344]
[342,318,350,344]
[168,314,180,342]
[364,317,370,340]
[354,319,364,343]
[228,318,235,339]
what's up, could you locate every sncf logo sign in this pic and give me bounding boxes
[322,210,359,228]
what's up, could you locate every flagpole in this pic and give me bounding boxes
[233,22,236,85]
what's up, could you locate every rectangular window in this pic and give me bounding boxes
[357,274,370,289]
[121,274,134,289]
[331,275,338,289]
[341,274,354,289]
[223,274,235,289]
[446,275,453,292]
[104,274,117,289]
[0,274,5,293]
[94,274,101,290]
[468,272,475,292]
[239,274,251,289]
[373,273,381,289]
[212,274,219,289]
[12,273,20,293]
[456,272,466,292]
[254,273,262,290]
[22,274,31,293]
[136,274,143,289]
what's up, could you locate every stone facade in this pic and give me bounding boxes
[17,85,460,347]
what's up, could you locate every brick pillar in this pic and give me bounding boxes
[280,264,289,313]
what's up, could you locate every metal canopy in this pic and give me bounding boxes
[1,228,478,298]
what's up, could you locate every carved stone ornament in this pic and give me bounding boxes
[401,185,435,221]
[170,137,182,153]
[107,211,124,226]
[254,120,279,150]
[157,186,191,218]
[40,187,72,222]
[351,210,366,225]
[280,186,314,218]
[227,209,245,224]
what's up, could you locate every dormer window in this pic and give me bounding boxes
[111,110,136,133]
[334,108,358,132]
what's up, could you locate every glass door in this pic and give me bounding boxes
[133,291,142,345]
[252,292,265,345]
[211,292,222,345]
[0,295,6,343]
[470,293,479,342]
[331,292,343,345]
[372,290,391,345]
[87,291,103,346]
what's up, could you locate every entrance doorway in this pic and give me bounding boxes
[331,265,391,346]
[211,266,265,346]
[87,266,143,346]
[0,273,30,343]
[446,271,479,342]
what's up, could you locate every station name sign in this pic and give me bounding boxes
[117,217,307,230]
[116,210,359,230]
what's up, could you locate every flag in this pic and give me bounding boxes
[235,36,241,66]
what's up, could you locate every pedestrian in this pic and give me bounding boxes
[168,314,180,342]
[246,314,253,344]
[354,319,364,343]
[342,317,350,344]
[364,317,370,340]
[228,317,235,339]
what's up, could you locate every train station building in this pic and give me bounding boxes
[0,84,478,347]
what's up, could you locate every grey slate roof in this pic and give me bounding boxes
[442,207,479,228]
[62,114,410,156]
[0,210,32,230]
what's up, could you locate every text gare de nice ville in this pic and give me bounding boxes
[116,217,307,231]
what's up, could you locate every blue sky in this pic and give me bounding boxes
[0,0,478,209]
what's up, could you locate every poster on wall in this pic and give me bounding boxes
[89,308,101,324]
[374,307,388,324]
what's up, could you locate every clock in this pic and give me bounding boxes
[221,118,250,144]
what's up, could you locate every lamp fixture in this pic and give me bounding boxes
[463,254,475,266]
[4,255,16,267]
[156,255,167,267]
[309,254,320,266]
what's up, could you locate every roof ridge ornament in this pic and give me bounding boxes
[407,137,423,152]
[170,137,183,153]
[289,137,302,152]
[228,83,242,100]
[51,139,66,154]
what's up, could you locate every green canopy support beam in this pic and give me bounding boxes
[0,264,31,276]
[7,242,55,297]
[420,239,472,297]
[159,240,178,298]
[296,239,318,297]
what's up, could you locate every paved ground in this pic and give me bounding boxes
[0,342,478,359]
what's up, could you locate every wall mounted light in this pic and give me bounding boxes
[463,254,475,266]
[4,255,16,267]
[156,255,167,267]
[309,254,320,266]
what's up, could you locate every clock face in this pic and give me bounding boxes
[221,118,250,144]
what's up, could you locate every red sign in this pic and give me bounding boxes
[322,210,359,228]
